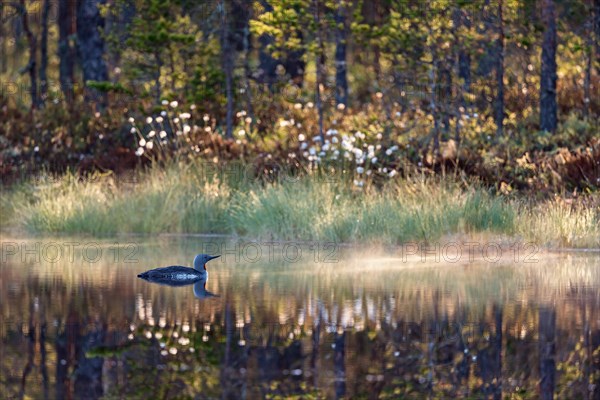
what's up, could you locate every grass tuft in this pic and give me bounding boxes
[2,163,598,248]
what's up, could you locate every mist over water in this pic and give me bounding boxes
[1,236,600,399]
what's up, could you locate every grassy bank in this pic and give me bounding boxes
[1,162,598,248]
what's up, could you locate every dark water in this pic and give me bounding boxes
[1,236,600,399]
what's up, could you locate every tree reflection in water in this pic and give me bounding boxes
[1,245,600,399]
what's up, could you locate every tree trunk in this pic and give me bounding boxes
[595,0,600,75]
[73,327,106,399]
[365,0,381,83]
[104,1,135,83]
[540,0,558,133]
[495,0,505,137]
[457,15,471,99]
[40,322,50,399]
[153,51,162,103]
[584,11,593,119]
[453,6,471,143]
[229,0,254,131]
[477,0,496,79]
[539,307,556,400]
[0,5,6,74]
[39,0,51,105]
[220,302,234,398]
[241,2,255,133]
[20,310,35,398]
[168,46,176,93]
[311,308,322,391]
[257,1,278,87]
[55,321,69,399]
[77,0,109,109]
[20,0,38,110]
[334,332,346,399]
[58,0,76,103]
[439,61,452,135]
[427,16,441,160]
[475,306,504,399]
[430,63,441,158]
[492,306,503,400]
[221,0,234,139]
[313,0,325,142]
[334,0,348,106]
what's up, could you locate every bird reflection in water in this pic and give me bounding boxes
[138,275,219,299]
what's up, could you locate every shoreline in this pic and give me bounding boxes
[2,232,598,254]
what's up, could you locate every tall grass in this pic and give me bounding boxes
[517,200,600,248]
[6,164,231,236]
[2,162,598,248]
[229,178,516,244]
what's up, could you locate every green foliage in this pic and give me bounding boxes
[104,0,203,101]
[251,0,312,60]
[188,38,226,107]
[86,80,133,95]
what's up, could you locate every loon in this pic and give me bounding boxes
[137,254,220,283]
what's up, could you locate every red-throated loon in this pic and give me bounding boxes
[137,254,220,282]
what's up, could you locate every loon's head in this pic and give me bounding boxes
[193,254,221,271]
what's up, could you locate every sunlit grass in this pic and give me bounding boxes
[517,200,600,248]
[7,165,231,236]
[223,176,517,243]
[2,162,598,248]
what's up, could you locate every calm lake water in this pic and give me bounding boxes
[1,236,600,399]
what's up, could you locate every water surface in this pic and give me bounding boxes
[1,237,600,399]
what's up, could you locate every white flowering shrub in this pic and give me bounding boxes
[292,127,404,187]
[128,102,216,162]
[125,98,512,188]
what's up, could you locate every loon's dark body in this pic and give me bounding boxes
[137,266,205,282]
[137,254,220,284]
[137,266,205,285]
